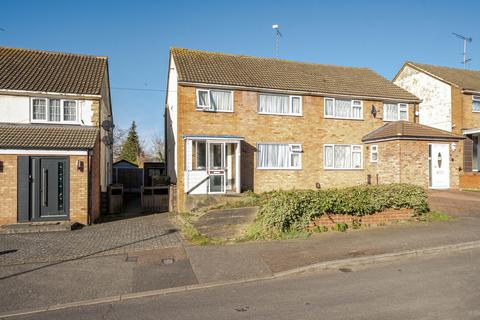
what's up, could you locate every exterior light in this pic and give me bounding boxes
[451,143,457,151]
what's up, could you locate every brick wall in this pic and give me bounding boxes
[90,135,102,222]
[311,208,413,229]
[69,155,89,225]
[175,85,415,210]
[0,155,18,225]
[365,140,462,189]
[90,100,101,127]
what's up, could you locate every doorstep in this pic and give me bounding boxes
[0,221,73,235]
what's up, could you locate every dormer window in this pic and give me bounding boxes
[31,98,78,123]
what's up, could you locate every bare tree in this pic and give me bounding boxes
[151,131,165,162]
[112,126,127,162]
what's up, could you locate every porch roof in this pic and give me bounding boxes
[362,121,465,143]
[182,134,244,141]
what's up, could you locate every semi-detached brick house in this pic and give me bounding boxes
[394,62,480,188]
[165,48,465,211]
[0,47,113,226]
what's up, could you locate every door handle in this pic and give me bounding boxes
[42,169,48,207]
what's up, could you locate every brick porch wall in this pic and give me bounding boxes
[311,208,414,229]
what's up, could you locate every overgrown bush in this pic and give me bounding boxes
[255,184,429,234]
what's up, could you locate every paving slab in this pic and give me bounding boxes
[194,207,258,239]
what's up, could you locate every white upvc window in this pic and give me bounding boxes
[370,145,378,163]
[472,96,480,112]
[383,103,408,121]
[324,144,363,170]
[324,97,363,119]
[32,98,47,121]
[257,143,302,169]
[31,98,79,124]
[196,89,233,112]
[258,93,302,116]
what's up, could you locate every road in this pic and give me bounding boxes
[10,248,480,320]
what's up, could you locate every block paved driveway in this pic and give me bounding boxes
[428,190,480,217]
[0,213,182,266]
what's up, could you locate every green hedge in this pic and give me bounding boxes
[256,184,429,233]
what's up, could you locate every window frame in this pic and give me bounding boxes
[472,96,480,113]
[324,144,363,170]
[195,88,234,113]
[323,97,364,120]
[370,145,378,163]
[257,93,303,116]
[31,97,80,124]
[256,142,302,170]
[383,102,409,121]
[31,98,48,122]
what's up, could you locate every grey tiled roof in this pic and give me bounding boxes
[405,62,480,92]
[0,46,107,95]
[362,121,465,142]
[171,48,420,101]
[0,124,98,149]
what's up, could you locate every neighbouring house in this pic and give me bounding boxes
[165,48,464,211]
[394,62,480,188]
[0,46,113,226]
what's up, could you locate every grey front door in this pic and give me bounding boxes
[30,157,69,221]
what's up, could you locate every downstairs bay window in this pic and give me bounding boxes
[324,144,363,169]
[257,143,302,169]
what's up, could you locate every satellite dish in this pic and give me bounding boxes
[102,136,113,146]
[101,120,115,131]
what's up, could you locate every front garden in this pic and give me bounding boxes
[179,183,435,243]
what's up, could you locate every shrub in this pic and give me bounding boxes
[255,184,429,233]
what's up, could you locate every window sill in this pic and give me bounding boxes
[258,112,303,117]
[196,108,234,113]
[257,167,302,171]
[323,168,364,171]
[324,116,364,121]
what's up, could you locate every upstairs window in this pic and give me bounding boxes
[257,143,302,169]
[324,144,363,169]
[32,98,47,121]
[383,103,408,121]
[324,98,363,119]
[196,89,233,112]
[473,96,480,112]
[31,98,78,123]
[258,94,302,116]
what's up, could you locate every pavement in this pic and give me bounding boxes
[193,207,258,239]
[1,190,480,317]
[8,247,480,319]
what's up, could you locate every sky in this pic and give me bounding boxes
[1,0,480,149]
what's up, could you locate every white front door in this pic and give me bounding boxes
[429,144,450,189]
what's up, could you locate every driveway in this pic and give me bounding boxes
[0,213,182,266]
[428,190,480,217]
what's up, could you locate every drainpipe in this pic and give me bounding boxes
[87,149,93,225]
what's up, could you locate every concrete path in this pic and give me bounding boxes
[193,207,258,239]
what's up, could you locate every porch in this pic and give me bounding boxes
[183,135,243,196]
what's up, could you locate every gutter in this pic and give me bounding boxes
[178,81,422,103]
[362,136,465,144]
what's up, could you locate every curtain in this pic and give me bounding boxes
[324,145,334,168]
[258,144,290,168]
[352,105,362,119]
[352,146,362,168]
[49,99,61,122]
[259,94,289,114]
[32,99,46,120]
[291,97,301,114]
[325,99,334,116]
[335,99,352,118]
[384,103,398,120]
[334,145,351,169]
[474,100,480,112]
[210,90,232,111]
